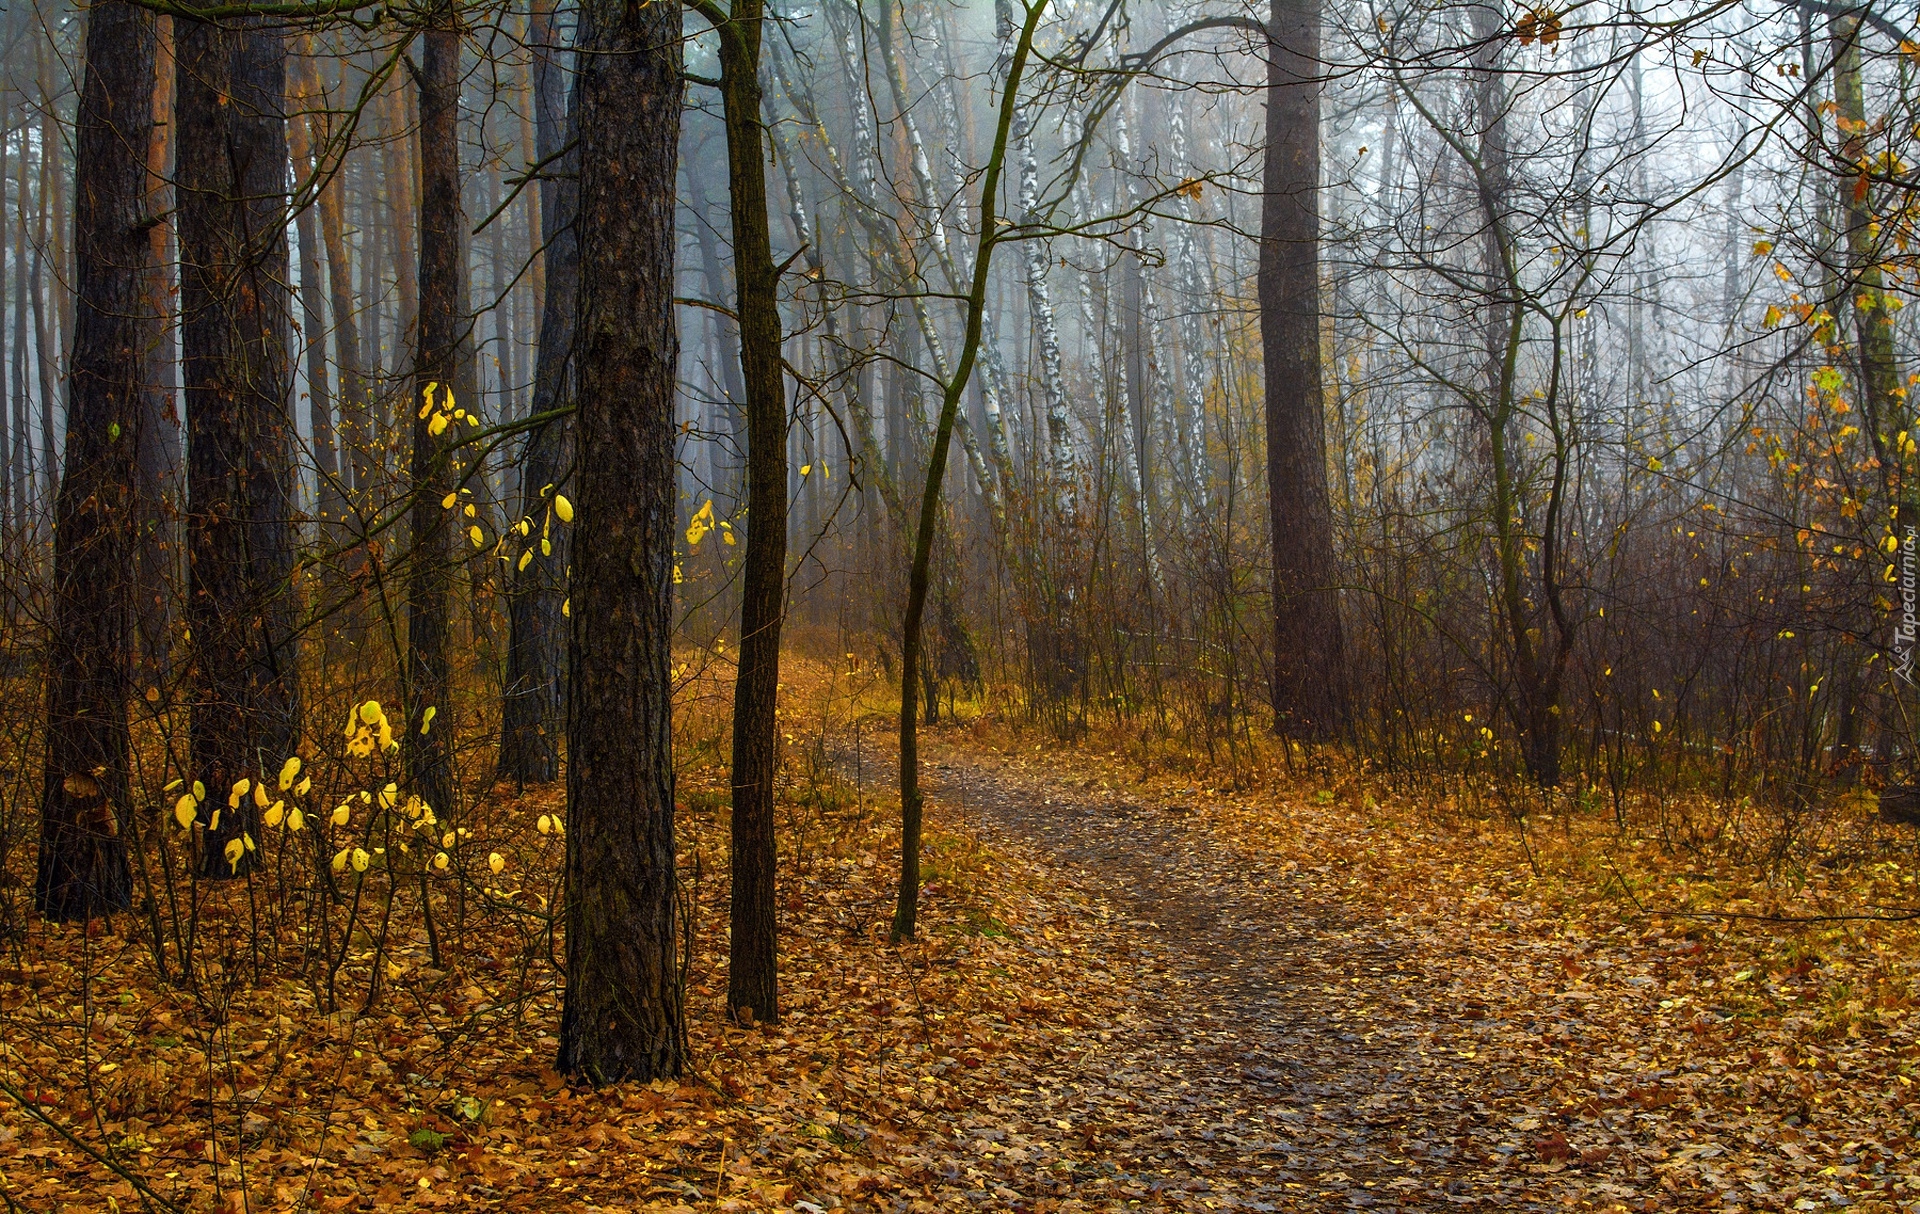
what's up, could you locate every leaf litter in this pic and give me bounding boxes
[2,668,1917,1212]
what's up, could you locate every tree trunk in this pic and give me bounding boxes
[894,0,1046,942]
[12,139,30,525]
[696,0,786,1026]
[0,86,10,537]
[1831,16,1904,465]
[36,39,67,501]
[177,10,300,877]
[289,65,346,533]
[36,0,158,920]
[1260,0,1348,740]
[498,0,577,786]
[556,0,685,1085]
[314,86,367,497]
[135,15,181,684]
[407,14,467,823]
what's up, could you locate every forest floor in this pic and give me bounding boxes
[4,670,1920,1212]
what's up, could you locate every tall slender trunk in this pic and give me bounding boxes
[12,137,30,523]
[0,86,11,536]
[37,0,158,921]
[691,0,786,1026]
[499,1,577,786]
[289,59,346,530]
[317,117,367,497]
[383,80,419,381]
[407,12,467,823]
[36,39,68,500]
[31,200,58,500]
[135,16,181,682]
[557,0,685,1085]
[177,10,300,877]
[1261,0,1348,740]
[894,0,1046,942]
[1831,15,1904,464]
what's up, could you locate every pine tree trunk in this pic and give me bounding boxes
[36,0,158,920]
[1260,0,1348,740]
[698,0,786,1026]
[556,0,685,1084]
[177,11,300,877]
[498,4,577,786]
[134,16,181,684]
[407,14,467,823]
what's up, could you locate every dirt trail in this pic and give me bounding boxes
[907,748,1628,1212]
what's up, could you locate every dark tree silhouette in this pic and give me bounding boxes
[176,10,299,877]
[1261,0,1348,741]
[37,0,159,921]
[556,0,686,1083]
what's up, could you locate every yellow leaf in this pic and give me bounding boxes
[173,795,197,830]
[469,525,485,548]
[1763,304,1784,327]
[422,705,438,735]
[538,814,553,835]
[554,494,574,523]
[288,807,306,831]
[434,852,450,871]
[224,839,245,872]
[331,803,351,827]
[359,700,384,725]
[296,776,311,797]
[351,847,370,873]
[488,852,506,875]
[331,847,350,872]
[279,756,301,790]
[379,783,398,810]
[265,801,285,828]
[518,549,533,571]
[441,492,458,509]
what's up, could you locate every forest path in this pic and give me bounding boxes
[909,742,1618,1213]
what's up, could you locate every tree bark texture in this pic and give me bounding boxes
[701,0,787,1028]
[499,0,577,786]
[557,0,686,1084]
[406,16,468,822]
[1261,0,1348,741]
[177,10,300,877]
[37,0,158,920]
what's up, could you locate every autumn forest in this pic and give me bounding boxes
[1,0,1918,1209]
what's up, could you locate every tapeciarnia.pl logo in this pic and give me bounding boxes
[1898,520,1918,686]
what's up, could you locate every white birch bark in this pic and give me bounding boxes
[1114,101,1168,592]
[1168,94,1213,512]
